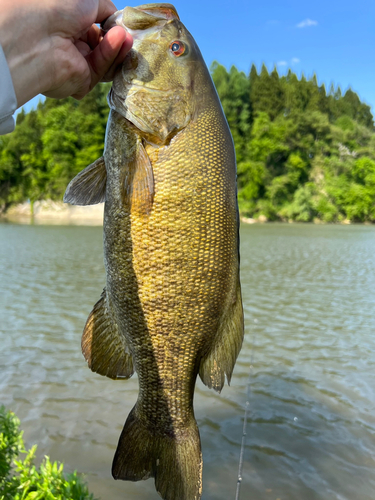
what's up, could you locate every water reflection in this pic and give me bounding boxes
[0,222,374,499]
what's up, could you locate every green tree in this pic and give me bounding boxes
[0,109,44,211]
[1,64,375,223]
[211,62,251,164]
[250,64,285,120]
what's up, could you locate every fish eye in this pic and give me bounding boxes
[169,40,186,57]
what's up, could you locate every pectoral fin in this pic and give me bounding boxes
[82,289,134,379]
[64,157,107,206]
[199,281,244,392]
[123,141,154,216]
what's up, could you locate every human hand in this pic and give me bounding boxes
[0,0,133,107]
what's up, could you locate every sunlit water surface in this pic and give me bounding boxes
[0,222,374,500]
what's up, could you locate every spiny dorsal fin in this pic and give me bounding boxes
[64,157,107,206]
[123,142,154,215]
[199,280,244,392]
[82,289,134,380]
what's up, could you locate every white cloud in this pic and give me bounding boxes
[297,18,318,28]
[276,58,300,68]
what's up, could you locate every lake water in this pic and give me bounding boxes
[0,221,374,500]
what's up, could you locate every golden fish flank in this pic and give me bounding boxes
[64,3,244,500]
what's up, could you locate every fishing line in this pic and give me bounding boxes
[234,320,257,500]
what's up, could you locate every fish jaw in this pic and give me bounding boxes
[132,4,180,20]
[101,4,179,39]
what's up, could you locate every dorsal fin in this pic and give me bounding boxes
[199,281,244,392]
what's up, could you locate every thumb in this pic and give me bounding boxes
[72,26,132,99]
[95,0,118,24]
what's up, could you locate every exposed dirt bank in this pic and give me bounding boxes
[1,201,104,225]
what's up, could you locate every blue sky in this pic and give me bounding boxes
[24,0,375,117]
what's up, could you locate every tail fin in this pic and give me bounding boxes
[112,407,203,500]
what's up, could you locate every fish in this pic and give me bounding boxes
[64,3,244,500]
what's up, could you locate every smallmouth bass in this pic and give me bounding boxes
[64,3,244,499]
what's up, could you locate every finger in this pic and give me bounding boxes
[101,35,133,82]
[73,26,130,99]
[96,0,118,24]
[75,40,91,58]
[80,24,102,50]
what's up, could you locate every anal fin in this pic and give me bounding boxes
[64,156,107,206]
[82,289,134,379]
[199,280,244,392]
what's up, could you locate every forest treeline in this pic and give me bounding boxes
[1,63,375,222]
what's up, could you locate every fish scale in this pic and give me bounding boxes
[64,4,243,500]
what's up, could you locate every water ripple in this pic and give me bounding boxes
[1,222,375,499]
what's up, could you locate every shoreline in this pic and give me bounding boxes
[240,216,355,225]
[1,200,104,226]
[1,201,373,226]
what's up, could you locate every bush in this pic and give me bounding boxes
[0,406,97,500]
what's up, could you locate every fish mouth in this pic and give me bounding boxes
[101,11,123,32]
[132,3,179,20]
[101,4,179,34]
